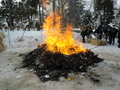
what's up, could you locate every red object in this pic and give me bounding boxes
[18,39,24,41]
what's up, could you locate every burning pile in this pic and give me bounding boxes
[22,12,103,82]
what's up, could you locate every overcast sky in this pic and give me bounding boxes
[117,0,120,6]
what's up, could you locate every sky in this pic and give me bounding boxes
[117,0,120,6]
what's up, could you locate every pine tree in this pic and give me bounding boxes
[61,0,84,27]
[94,0,116,24]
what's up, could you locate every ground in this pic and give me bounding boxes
[0,30,120,90]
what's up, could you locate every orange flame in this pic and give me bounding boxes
[42,12,87,55]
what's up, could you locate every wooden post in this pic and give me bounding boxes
[8,0,11,44]
[39,0,41,24]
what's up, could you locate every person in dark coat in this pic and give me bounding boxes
[94,24,103,39]
[102,25,109,40]
[35,22,39,29]
[108,25,118,45]
[81,29,87,43]
[35,22,41,31]
[81,27,93,43]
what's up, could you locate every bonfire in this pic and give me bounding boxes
[22,11,103,82]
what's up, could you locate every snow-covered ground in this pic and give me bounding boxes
[0,29,120,90]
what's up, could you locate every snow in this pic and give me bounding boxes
[0,29,120,90]
[4,30,44,49]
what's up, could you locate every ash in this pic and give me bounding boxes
[21,44,103,82]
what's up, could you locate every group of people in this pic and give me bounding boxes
[80,23,120,48]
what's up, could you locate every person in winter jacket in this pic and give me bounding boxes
[94,24,103,39]
[81,27,93,43]
[81,29,87,43]
[108,25,118,45]
[37,24,41,31]
[102,25,109,40]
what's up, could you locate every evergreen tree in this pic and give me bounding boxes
[94,0,116,24]
[21,0,38,24]
[0,0,17,28]
[61,0,84,27]
[0,0,39,29]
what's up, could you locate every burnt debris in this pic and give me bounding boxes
[22,44,103,82]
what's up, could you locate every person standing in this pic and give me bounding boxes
[108,25,118,45]
[37,24,40,31]
[80,27,92,43]
[102,25,109,41]
[94,23,103,39]
[81,28,87,43]
[35,22,38,29]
